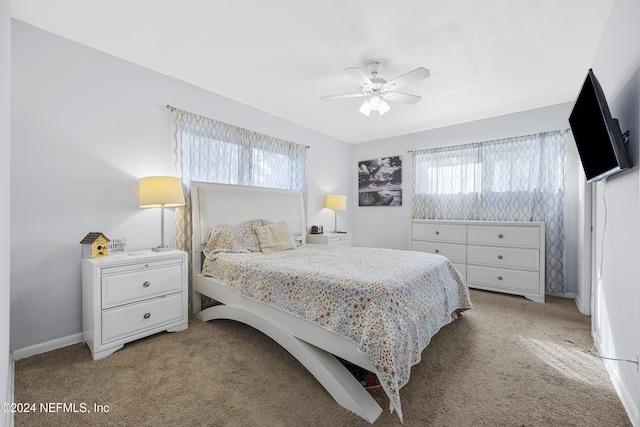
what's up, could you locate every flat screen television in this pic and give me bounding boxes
[569,69,632,182]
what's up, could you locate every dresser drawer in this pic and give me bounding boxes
[467,225,540,248]
[101,294,184,344]
[411,223,466,243]
[466,265,540,293]
[467,245,539,270]
[102,265,182,309]
[411,240,466,264]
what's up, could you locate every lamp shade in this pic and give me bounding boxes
[359,99,372,116]
[139,176,185,208]
[325,194,347,211]
[359,96,391,117]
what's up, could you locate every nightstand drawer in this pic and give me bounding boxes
[328,235,351,246]
[102,265,182,309]
[101,294,183,344]
[101,258,182,275]
[308,233,351,246]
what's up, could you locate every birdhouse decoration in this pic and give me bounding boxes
[80,232,110,259]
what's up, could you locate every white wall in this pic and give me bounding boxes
[10,22,352,352]
[351,103,582,295]
[590,0,640,423]
[8,5,639,423]
[1,0,11,425]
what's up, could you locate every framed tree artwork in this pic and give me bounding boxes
[358,156,402,206]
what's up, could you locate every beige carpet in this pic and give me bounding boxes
[14,290,631,426]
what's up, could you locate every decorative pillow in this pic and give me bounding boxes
[255,221,297,254]
[203,219,266,259]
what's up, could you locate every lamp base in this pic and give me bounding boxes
[152,246,173,252]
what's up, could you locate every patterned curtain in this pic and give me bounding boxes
[170,107,308,306]
[412,130,567,292]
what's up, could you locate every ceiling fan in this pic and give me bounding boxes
[322,61,430,117]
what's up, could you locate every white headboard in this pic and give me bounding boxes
[190,182,305,269]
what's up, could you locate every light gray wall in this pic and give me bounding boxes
[12,11,639,424]
[10,22,352,351]
[589,0,640,423]
[351,103,582,296]
[1,0,11,425]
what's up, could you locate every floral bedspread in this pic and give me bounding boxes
[202,244,472,420]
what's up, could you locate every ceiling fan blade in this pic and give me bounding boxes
[383,67,430,91]
[344,67,373,87]
[321,92,368,100]
[382,92,422,105]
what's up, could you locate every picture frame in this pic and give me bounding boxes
[357,156,402,206]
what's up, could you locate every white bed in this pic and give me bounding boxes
[190,181,471,423]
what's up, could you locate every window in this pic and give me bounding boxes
[412,130,567,292]
[175,115,307,192]
[170,108,308,302]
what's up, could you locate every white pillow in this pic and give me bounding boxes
[202,219,267,259]
[255,221,297,254]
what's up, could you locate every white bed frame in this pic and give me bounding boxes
[190,182,384,423]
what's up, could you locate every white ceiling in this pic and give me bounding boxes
[11,0,614,144]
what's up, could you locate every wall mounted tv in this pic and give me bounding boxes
[569,69,632,183]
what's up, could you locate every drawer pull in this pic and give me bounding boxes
[498,255,503,260]
[498,234,504,239]
[435,231,440,235]
[435,249,440,254]
[143,281,151,288]
[497,276,503,281]
[143,313,151,319]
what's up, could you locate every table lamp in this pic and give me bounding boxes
[139,176,185,251]
[325,194,347,233]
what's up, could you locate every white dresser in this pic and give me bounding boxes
[82,249,189,360]
[410,220,545,303]
[308,232,352,246]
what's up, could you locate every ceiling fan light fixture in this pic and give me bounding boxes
[359,98,372,116]
[369,95,381,109]
[323,61,430,118]
[378,99,391,115]
[359,95,391,116]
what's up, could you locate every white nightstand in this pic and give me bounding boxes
[308,232,352,247]
[82,249,188,360]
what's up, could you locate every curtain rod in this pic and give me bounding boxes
[165,104,310,149]
[406,128,571,153]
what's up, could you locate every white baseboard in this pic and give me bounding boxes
[546,291,577,300]
[594,336,639,426]
[11,333,82,361]
[614,380,639,427]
